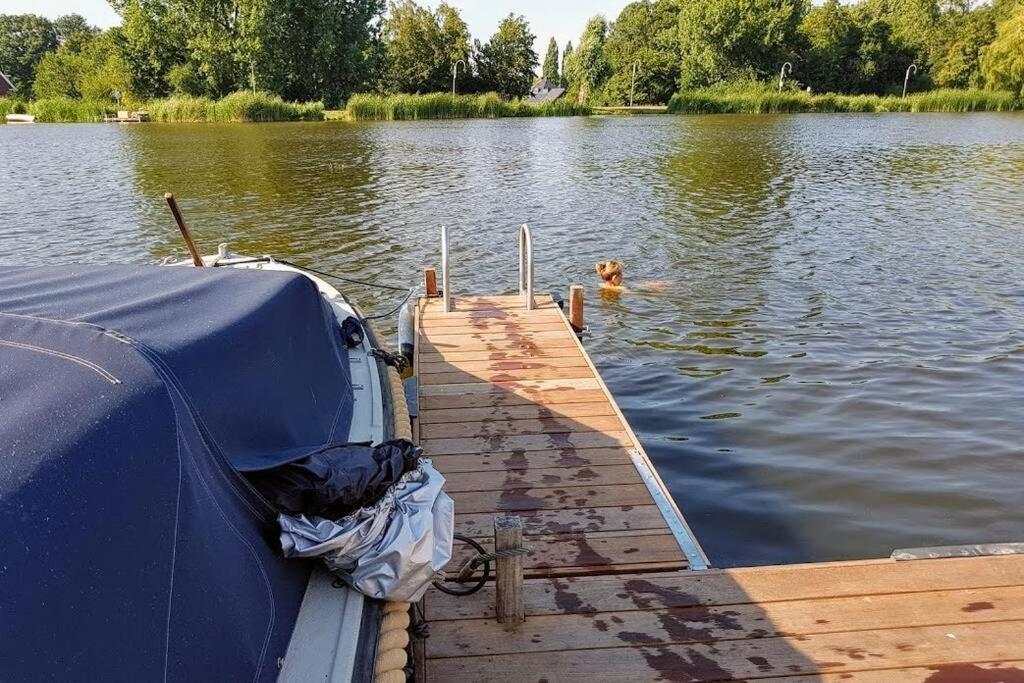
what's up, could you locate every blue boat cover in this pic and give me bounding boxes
[0,265,356,682]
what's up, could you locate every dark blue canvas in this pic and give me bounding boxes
[0,265,356,682]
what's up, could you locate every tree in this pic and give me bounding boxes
[929,5,996,88]
[53,14,98,45]
[34,29,133,102]
[981,4,1024,95]
[798,0,862,92]
[564,15,610,102]
[852,12,916,93]
[381,0,469,93]
[560,40,573,87]
[0,14,59,94]
[115,0,189,98]
[542,37,559,82]
[859,0,939,61]
[114,0,383,104]
[602,0,682,105]
[474,14,537,98]
[677,0,808,88]
[259,0,384,104]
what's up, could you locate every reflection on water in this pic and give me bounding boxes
[2,114,1023,566]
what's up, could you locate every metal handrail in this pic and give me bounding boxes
[518,224,534,310]
[441,225,451,313]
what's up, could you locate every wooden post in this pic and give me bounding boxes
[494,515,525,629]
[164,193,204,267]
[424,268,438,297]
[569,285,584,333]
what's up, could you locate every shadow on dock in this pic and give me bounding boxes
[413,293,1024,681]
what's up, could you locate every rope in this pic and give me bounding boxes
[360,288,415,321]
[274,258,410,292]
[471,546,529,566]
[369,347,410,374]
[212,256,414,321]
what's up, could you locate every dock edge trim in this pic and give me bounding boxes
[548,291,711,570]
[628,448,710,570]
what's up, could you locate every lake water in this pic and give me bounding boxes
[2,114,1023,567]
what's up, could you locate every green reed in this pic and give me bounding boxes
[668,85,1021,114]
[345,92,590,121]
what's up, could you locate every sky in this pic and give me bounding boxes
[1,0,631,61]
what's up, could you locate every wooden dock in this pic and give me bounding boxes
[412,287,1024,682]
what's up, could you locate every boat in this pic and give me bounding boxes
[4,113,34,123]
[0,241,447,681]
[102,110,150,123]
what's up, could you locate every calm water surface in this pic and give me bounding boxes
[2,114,1023,567]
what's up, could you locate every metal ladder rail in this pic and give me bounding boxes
[440,223,535,313]
[441,225,451,313]
[518,223,534,311]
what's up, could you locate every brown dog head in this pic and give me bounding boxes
[595,260,624,286]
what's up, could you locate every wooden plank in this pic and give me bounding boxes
[421,330,577,349]
[422,321,569,335]
[421,431,633,456]
[446,530,684,577]
[420,402,617,425]
[762,661,1024,682]
[427,555,1024,621]
[419,355,589,375]
[426,584,1024,658]
[441,464,642,493]
[454,505,669,539]
[449,483,654,515]
[426,621,1024,681]
[421,310,566,325]
[422,296,558,312]
[428,447,633,473]
[421,388,611,410]
[419,377,603,396]
[419,347,584,363]
[419,365,594,386]
[420,377,603,398]
[420,415,624,440]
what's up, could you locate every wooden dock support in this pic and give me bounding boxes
[424,268,438,297]
[494,515,525,629]
[568,284,584,333]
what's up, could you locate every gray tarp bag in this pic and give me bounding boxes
[278,459,453,602]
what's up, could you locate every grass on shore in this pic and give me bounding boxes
[668,85,1021,114]
[1,97,30,116]
[2,91,323,123]
[345,92,591,121]
[148,91,324,122]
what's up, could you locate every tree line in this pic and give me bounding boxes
[2,0,1022,109]
[560,0,1024,104]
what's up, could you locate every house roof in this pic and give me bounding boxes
[528,79,565,103]
[0,71,16,94]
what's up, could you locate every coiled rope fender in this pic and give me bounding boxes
[368,321,414,683]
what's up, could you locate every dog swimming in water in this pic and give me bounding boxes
[595,260,625,288]
[595,260,669,295]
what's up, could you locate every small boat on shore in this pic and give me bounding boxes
[4,113,34,123]
[102,109,149,123]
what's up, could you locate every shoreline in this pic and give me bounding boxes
[5,87,1021,124]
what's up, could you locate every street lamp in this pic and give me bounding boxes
[629,61,639,107]
[452,60,465,96]
[778,62,792,93]
[902,64,917,98]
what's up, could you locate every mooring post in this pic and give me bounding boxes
[569,285,584,333]
[424,267,438,297]
[494,515,525,629]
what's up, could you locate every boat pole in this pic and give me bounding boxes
[164,193,205,267]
